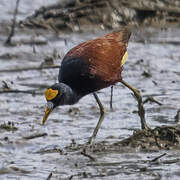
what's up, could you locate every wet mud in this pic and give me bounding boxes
[64,125,180,153]
[0,0,180,179]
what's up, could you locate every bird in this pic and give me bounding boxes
[42,27,150,144]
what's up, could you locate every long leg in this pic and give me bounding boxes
[121,79,150,130]
[88,93,106,144]
[110,86,113,110]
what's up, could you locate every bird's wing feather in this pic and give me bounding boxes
[64,28,131,83]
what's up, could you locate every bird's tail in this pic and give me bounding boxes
[116,27,131,46]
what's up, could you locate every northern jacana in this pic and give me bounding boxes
[42,28,149,144]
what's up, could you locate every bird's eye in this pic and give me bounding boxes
[46,101,54,109]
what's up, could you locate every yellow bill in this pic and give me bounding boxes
[42,107,53,124]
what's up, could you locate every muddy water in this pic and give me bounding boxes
[0,1,180,179]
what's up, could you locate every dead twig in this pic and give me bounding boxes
[81,149,96,161]
[69,175,74,180]
[5,0,20,45]
[143,96,163,106]
[0,65,60,73]
[151,153,167,162]
[0,89,37,95]
[23,132,48,140]
[47,172,53,180]
[110,86,113,110]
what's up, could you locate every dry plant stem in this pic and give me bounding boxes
[69,175,74,180]
[121,79,150,130]
[151,153,167,162]
[0,65,60,73]
[110,86,113,110]
[143,96,162,106]
[47,172,53,180]
[81,150,96,161]
[88,93,106,144]
[0,89,37,95]
[23,133,47,140]
[5,0,20,45]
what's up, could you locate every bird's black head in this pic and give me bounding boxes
[42,83,79,125]
[42,83,64,125]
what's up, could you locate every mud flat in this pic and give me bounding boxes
[0,0,180,179]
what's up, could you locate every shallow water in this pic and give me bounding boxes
[0,1,180,179]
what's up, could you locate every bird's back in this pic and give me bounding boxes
[59,28,131,95]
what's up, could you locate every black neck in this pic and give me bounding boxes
[59,83,81,105]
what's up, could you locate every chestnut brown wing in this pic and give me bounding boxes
[65,29,131,83]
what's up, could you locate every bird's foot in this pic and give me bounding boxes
[87,136,94,145]
[142,123,151,131]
